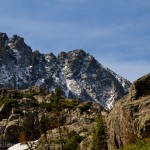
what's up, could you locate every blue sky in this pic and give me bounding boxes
[0,0,149,82]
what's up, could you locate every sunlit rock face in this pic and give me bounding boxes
[107,73,150,149]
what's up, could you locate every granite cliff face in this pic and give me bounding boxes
[0,32,131,109]
[107,73,150,149]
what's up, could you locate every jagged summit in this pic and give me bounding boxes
[0,32,8,41]
[0,32,8,50]
[0,32,131,109]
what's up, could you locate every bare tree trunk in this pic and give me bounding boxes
[44,133,50,150]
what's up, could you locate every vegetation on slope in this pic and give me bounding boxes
[118,139,150,150]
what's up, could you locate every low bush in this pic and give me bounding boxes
[77,103,91,114]
[61,99,77,109]
[64,130,84,150]
[13,91,24,99]
[1,99,19,108]
[13,109,24,116]
[28,101,39,108]
[39,102,51,112]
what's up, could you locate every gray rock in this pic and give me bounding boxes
[107,73,150,150]
[4,120,21,143]
[8,114,20,122]
[0,32,131,109]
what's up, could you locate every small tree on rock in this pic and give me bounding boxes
[39,114,50,150]
[52,87,64,150]
[92,112,108,150]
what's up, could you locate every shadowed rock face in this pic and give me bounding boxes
[129,73,150,101]
[0,33,8,49]
[107,73,150,150]
[0,32,131,109]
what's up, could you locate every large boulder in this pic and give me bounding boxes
[129,73,150,101]
[107,73,150,150]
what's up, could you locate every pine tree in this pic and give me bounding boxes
[52,87,64,150]
[92,112,108,150]
[53,87,61,112]
[39,115,50,150]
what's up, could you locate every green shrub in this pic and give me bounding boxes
[64,130,84,150]
[28,101,39,108]
[13,92,24,99]
[118,139,150,150]
[39,115,49,134]
[3,99,19,108]
[39,102,51,112]
[77,103,91,114]
[61,99,77,109]
[92,113,107,150]
[0,99,19,115]
[13,109,24,116]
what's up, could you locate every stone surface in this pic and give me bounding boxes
[107,73,150,150]
[0,88,104,150]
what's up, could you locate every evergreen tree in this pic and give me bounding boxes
[53,87,61,112]
[39,115,50,150]
[92,112,108,150]
[53,87,64,150]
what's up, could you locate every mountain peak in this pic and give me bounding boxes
[0,32,8,49]
[0,33,131,109]
[0,32,8,39]
[7,34,32,56]
[11,34,24,41]
[8,34,25,49]
[68,49,87,57]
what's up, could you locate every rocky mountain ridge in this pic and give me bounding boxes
[0,32,131,109]
[0,73,150,150]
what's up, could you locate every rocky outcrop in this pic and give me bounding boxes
[129,73,150,101]
[107,73,150,149]
[0,87,105,150]
[0,32,131,109]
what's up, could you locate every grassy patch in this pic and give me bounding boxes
[0,99,19,108]
[118,139,150,150]
[60,99,78,109]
